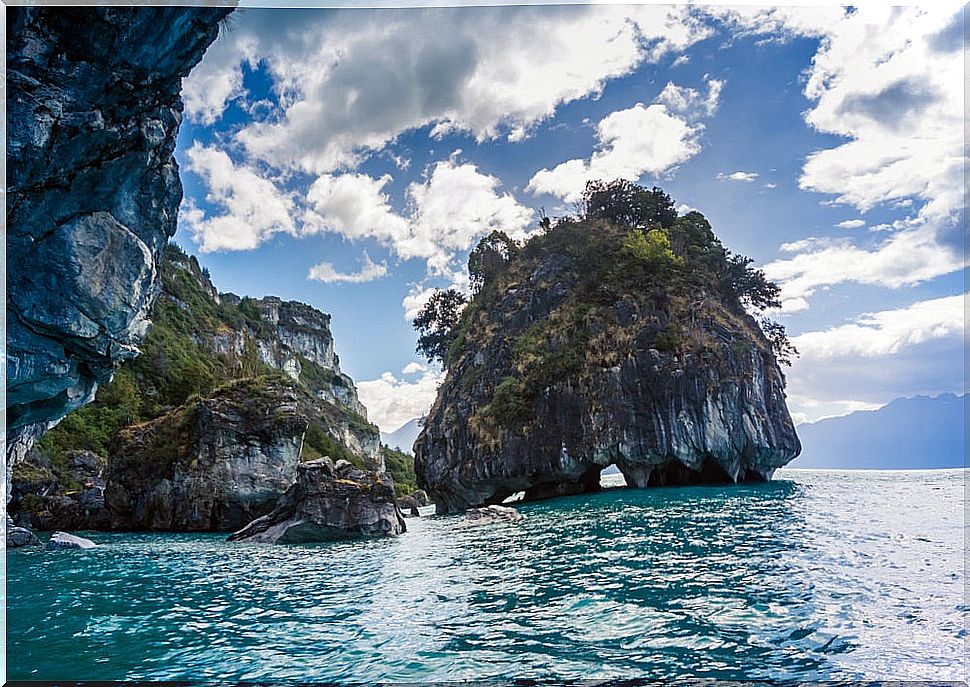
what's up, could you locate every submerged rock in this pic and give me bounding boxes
[46,532,98,550]
[463,505,524,525]
[229,458,406,544]
[6,7,229,465]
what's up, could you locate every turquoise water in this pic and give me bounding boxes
[6,469,966,681]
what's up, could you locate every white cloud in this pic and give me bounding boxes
[783,292,965,423]
[763,182,778,189]
[401,159,534,268]
[791,293,964,360]
[307,251,388,284]
[725,4,966,307]
[357,368,445,433]
[187,6,711,174]
[717,171,759,182]
[794,5,965,231]
[764,225,963,302]
[655,77,723,117]
[402,362,426,375]
[303,173,409,243]
[181,143,296,252]
[402,286,437,322]
[835,219,866,229]
[526,103,704,202]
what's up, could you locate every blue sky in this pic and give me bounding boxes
[173,3,965,432]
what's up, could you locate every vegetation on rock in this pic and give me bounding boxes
[413,181,801,512]
[414,180,795,388]
[20,245,414,516]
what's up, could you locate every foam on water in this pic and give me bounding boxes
[6,469,966,681]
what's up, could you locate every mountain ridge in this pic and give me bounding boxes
[789,393,965,469]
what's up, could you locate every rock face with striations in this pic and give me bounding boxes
[104,378,309,531]
[5,7,230,465]
[229,459,406,544]
[415,189,800,513]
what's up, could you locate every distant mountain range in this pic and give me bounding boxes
[381,417,424,454]
[788,393,965,469]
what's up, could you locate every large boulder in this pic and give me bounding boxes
[7,521,42,548]
[6,7,230,465]
[229,458,406,544]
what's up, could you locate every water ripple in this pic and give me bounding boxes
[6,469,966,681]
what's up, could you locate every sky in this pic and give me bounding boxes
[173,2,966,432]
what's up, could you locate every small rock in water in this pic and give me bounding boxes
[463,504,524,525]
[46,532,98,550]
[7,525,41,548]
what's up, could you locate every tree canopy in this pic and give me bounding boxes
[412,289,468,366]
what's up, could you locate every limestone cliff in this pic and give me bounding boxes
[415,184,800,513]
[6,7,230,463]
[9,248,388,532]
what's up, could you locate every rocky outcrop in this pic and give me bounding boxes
[415,204,800,513]
[6,7,230,463]
[9,450,108,531]
[104,377,309,531]
[229,459,406,544]
[9,247,388,532]
[215,293,369,418]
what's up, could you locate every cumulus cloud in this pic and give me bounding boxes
[303,173,409,243]
[655,77,723,117]
[307,251,388,284]
[356,368,445,433]
[764,226,963,302]
[724,4,966,307]
[794,5,965,231]
[791,293,964,360]
[181,143,296,252]
[304,160,532,275]
[186,6,711,174]
[835,219,866,229]
[526,103,704,202]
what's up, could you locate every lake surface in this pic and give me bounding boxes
[6,469,966,681]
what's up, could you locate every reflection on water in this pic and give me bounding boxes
[6,469,965,681]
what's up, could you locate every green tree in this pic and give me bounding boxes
[468,230,517,293]
[413,289,468,366]
[719,253,782,311]
[760,318,799,366]
[622,228,684,267]
[582,179,677,229]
